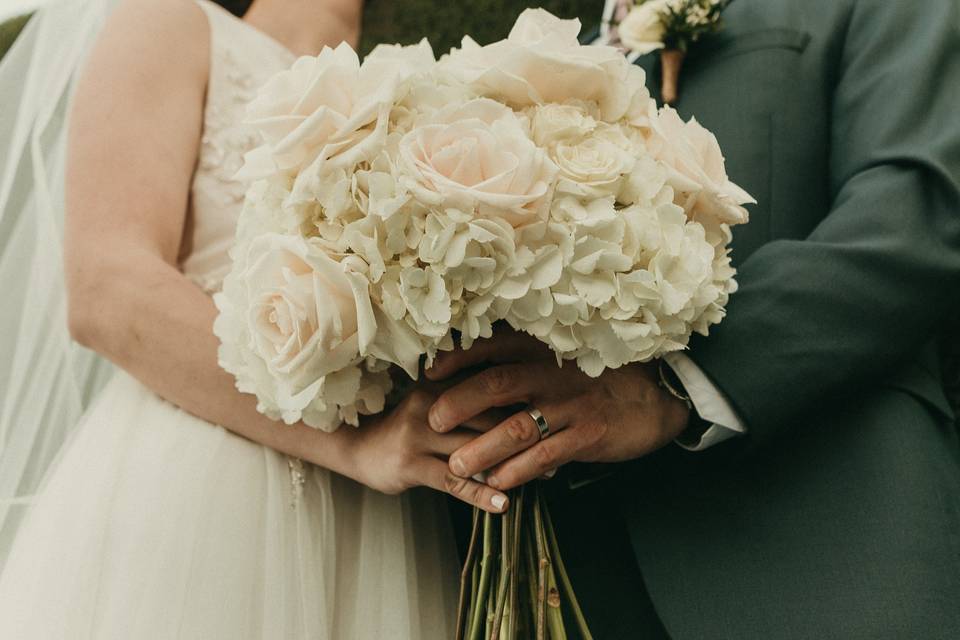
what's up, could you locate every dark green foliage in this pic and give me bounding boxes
[358,0,602,56]
[0,13,30,61]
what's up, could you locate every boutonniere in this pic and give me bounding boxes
[612,0,731,104]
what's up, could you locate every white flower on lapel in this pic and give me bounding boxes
[618,0,671,54]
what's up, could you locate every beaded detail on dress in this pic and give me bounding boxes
[197,48,260,208]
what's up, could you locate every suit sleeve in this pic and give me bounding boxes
[686,0,960,447]
[664,353,746,450]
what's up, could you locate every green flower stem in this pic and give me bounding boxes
[534,487,567,640]
[533,491,549,639]
[524,524,539,636]
[471,550,480,619]
[490,504,512,639]
[486,567,496,640]
[543,498,593,640]
[545,561,567,640]
[499,599,512,640]
[468,512,495,640]
[459,483,590,640]
[506,487,525,640]
[457,509,483,640]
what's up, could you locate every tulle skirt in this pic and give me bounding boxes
[0,371,459,639]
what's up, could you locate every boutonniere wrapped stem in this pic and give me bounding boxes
[616,0,730,104]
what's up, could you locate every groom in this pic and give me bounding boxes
[428,0,960,637]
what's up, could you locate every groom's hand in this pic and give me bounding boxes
[425,330,690,490]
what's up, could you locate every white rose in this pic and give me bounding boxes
[551,125,639,199]
[240,40,433,179]
[618,1,669,55]
[391,77,475,134]
[398,99,557,227]
[647,106,755,225]
[214,233,377,430]
[442,9,645,122]
[529,103,597,147]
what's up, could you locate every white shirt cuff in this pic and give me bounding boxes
[663,352,746,451]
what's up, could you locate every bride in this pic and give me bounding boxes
[0,0,510,636]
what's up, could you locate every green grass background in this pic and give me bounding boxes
[0,13,30,59]
[358,0,601,55]
[0,1,603,61]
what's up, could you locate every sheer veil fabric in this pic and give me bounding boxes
[0,0,117,569]
[0,1,459,637]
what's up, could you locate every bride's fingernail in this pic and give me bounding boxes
[450,456,467,477]
[491,494,507,511]
[544,469,557,479]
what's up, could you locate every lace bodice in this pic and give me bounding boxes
[180,0,294,293]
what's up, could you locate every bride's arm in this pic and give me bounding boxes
[64,0,351,470]
[62,0,508,512]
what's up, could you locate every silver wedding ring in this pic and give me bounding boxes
[527,407,550,440]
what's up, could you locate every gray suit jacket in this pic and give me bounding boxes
[582,0,960,637]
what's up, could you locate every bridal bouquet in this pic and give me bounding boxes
[215,7,751,638]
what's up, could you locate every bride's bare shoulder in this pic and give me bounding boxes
[82,0,211,88]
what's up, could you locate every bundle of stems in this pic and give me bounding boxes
[455,483,593,640]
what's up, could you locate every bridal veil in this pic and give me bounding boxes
[0,0,117,568]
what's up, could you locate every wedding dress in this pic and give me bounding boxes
[0,2,458,637]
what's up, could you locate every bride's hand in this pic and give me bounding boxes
[340,389,511,514]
